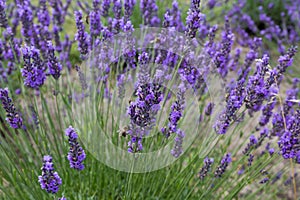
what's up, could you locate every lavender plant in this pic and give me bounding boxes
[0,0,299,199]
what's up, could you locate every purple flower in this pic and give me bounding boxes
[214,153,231,177]
[255,128,269,148]
[65,126,86,170]
[259,96,277,127]
[268,148,275,155]
[124,0,136,20]
[113,0,122,19]
[122,20,136,69]
[266,46,298,87]
[242,135,258,155]
[245,55,270,114]
[117,74,125,99]
[214,79,245,134]
[198,157,214,180]
[60,35,72,70]
[238,166,245,175]
[207,0,217,9]
[38,155,62,194]
[247,154,254,166]
[277,46,297,74]
[89,10,102,37]
[127,52,163,152]
[169,0,185,31]
[204,102,214,116]
[75,65,88,91]
[229,48,241,71]
[271,171,282,184]
[259,177,269,184]
[185,0,205,39]
[163,83,185,137]
[283,78,299,115]
[47,41,62,79]
[111,0,123,33]
[0,88,23,129]
[53,25,62,52]
[101,0,111,17]
[214,16,234,78]
[49,0,67,26]
[37,0,50,27]
[171,129,185,158]
[58,197,67,200]
[140,0,160,26]
[18,0,34,44]
[21,45,46,89]
[74,11,90,59]
[0,0,8,28]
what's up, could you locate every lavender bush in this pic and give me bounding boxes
[0,0,299,199]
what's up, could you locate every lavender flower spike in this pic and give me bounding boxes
[38,155,62,194]
[21,45,46,89]
[198,157,214,180]
[0,88,23,129]
[65,126,86,170]
[0,0,8,28]
[124,0,136,21]
[101,0,111,17]
[214,153,231,177]
[47,41,62,79]
[171,129,185,158]
[185,0,205,39]
[74,10,90,59]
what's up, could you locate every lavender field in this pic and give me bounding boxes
[0,0,300,199]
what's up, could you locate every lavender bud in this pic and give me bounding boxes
[247,154,254,166]
[74,11,90,59]
[259,177,269,184]
[0,0,8,28]
[242,135,258,155]
[65,126,86,170]
[171,129,185,158]
[0,88,23,129]
[101,0,111,17]
[204,102,214,116]
[198,157,214,180]
[47,41,62,79]
[21,45,46,89]
[214,153,231,178]
[38,155,62,194]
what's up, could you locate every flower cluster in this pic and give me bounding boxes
[21,45,46,89]
[0,88,23,129]
[124,0,136,21]
[162,83,185,138]
[1,0,300,198]
[214,16,234,78]
[140,0,160,26]
[74,11,90,59]
[185,0,205,39]
[65,126,86,170]
[244,55,270,114]
[171,129,185,158]
[198,157,214,180]
[242,135,258,155]
[47,41,62,79]
[214,153,232,177]
[0,0,8,28]
[127,52,163,152]
[38,155,62,194]
[228,0,300,53]
[214,78,245,134]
